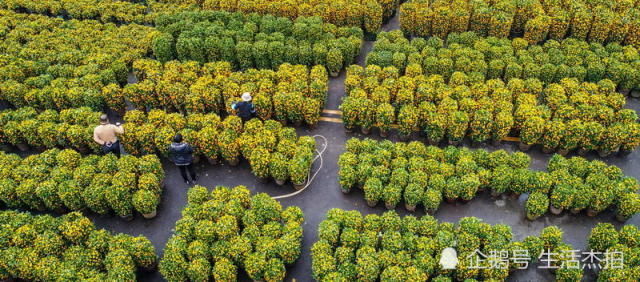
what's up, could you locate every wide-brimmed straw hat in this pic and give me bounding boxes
[242,92,252,102]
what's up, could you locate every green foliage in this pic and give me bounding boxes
[154,11,362,72]
[0,147,164,217]
[525,192,549,220]
[312,210,558,281]
[588,223,619,251]
[0,210,155,281]
[159,186,304,281]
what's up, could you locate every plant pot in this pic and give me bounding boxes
[405,203,416,212]
[142,210,157,219]
[228,158,239,166]
[275,179,286,186]
[542,146,556,154]
[142,261,159,272]
[631,90,640,98]
[570,208,582,215]
[616,213,629,222]
[207,157,218,165]
[361,127,371,135]
[77,145,89,154]
[620,88,632,96]
[258,177,269,183]
[598,149,612,158]
[526,213,539,221]
[15,143,29,152]
[0,143,11,152]
[54,207,67,214]
[366,200,378,207]
[364,31,377,41]
[385,202,396,209]
[558,148,569,156]
[379,130,388,138]
[344,126,354,133]
[121,214,134,221]
[586,208,598,217]
[510,192,521,200]
[518,142,532,151]
[340,187,350,194]
[549,205,563,215]
[445,197,456,204]
[293,182,305,191]
[577,148,588,156]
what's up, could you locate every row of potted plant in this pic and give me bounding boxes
[0,149,165,219]
[153,10,363,75]
[339,139,640,221]
[0,9,158,112]
[0,210,157,281]
[368,30,640,93]
[400,0,640,46]
[587,224,640,281]
[0,106,315,188]
[128,59,327,126]
[122,110,316,188]
[339,138,530,211]
[0,107,101,152]
[312,209,578,281]
[159,185,304,282]
[0,0,149,24]
[525,154,640,221]
[156,0,398,35]
[341,64,640,155]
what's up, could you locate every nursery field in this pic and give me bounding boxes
[85,14,640,281]
[1,3,640,282]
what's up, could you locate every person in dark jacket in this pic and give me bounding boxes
[231,92,256,121]
[168,134,197,185]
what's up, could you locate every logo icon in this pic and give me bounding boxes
[440,247,459,270]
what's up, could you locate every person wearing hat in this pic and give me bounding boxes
[231,92,256,121]
[93,114,124,157]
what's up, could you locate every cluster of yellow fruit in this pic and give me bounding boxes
[400,0,640,46]
[0,9,158,112]
[124,60,327,126]
[0,149,164,218]
[160,185,304,281]
[0,210,157,280]
[368,31,640,92]
[342,64,640,155]
[159,0,399,34]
